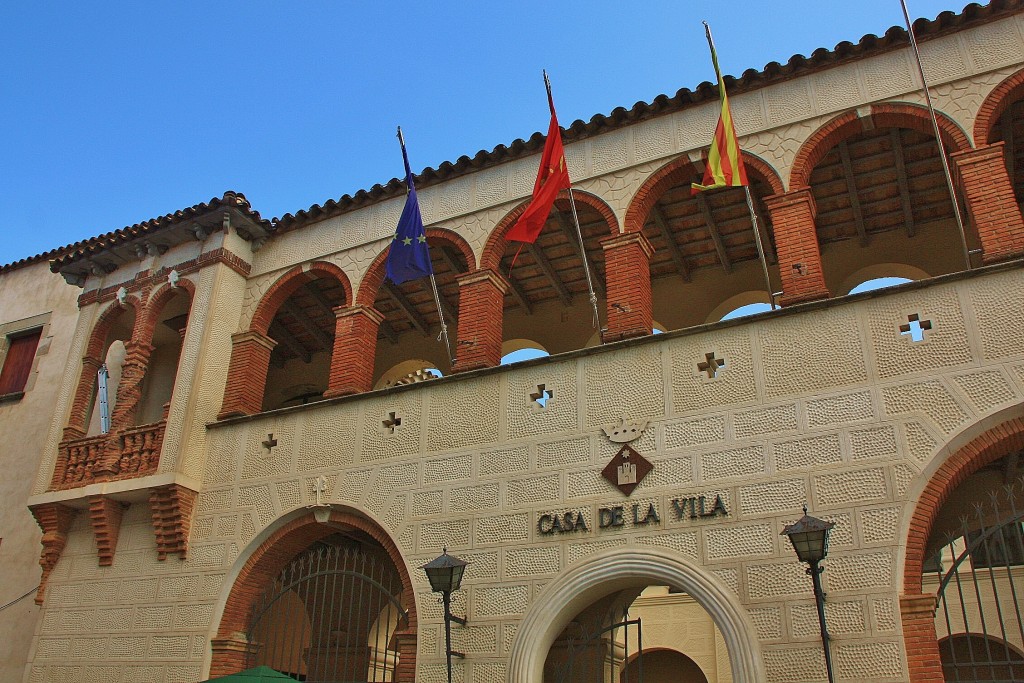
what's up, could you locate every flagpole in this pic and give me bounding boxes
[898,0,972,269]
[396,126,456,366]
[545,70,601,329]
[703,22,777,309]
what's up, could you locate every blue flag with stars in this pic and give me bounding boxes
[385,136,432,285]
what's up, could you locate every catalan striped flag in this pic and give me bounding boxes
[692,22,748,194]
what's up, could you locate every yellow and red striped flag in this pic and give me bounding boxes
[692,23,748,194]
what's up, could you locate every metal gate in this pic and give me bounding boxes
[928,486,1024,682]
[247,540,408,683]
[554,618,643,683]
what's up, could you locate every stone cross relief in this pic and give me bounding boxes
[697,352,725,379]
[900,313,932,342]
[262,433,278,454]
[313,475,328,506]
[382,411,402,434]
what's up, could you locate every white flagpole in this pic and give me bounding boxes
[545,71,601,329]
[396,126,456,366]
[898,0,972,269]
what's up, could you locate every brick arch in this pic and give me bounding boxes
[790,104,972,189]
[480,190,619,272]
[84,297,142,360]
[210,507,418,680]
[250,261,353,336]
[355,227,477,307]
[903,415,1024,594]
[974,66,1024,143]
[142,278,196,338]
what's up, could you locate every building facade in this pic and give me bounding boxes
[6,2,1024,681]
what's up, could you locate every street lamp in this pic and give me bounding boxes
[422,548,468,683]
[782,507,836,683]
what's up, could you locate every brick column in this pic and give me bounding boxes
[452,269,508,372]
[218,331,277,418]
[764,189,830,306]
[324,305,384,397]
[29,503,77,605]
[210,635,260,678]
[951,142,1024,264]
[393,629,418,682]
[601,232,654,343]
[900,593,944,682]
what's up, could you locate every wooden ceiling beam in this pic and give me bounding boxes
[504,272,533,314]
[384,282,431,335]
[269,321,311,364]
[651,204,691,282]
[526,243,573,306]
[280,299,333,351]
[694,194,732,273]
[378,320,399,345]
[438,246,467,275]
[889,130,917,238]
[838,140,869,246]
[304,280,342,319]
[554,211,605,298]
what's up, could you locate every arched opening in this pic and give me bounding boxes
[136,287,191,425]
[501,339,550,366]
[85,308,136,436]
[847,276,912,295]
[373,359,443,390]
[805,121,972,294]
[621,648,710,683]
[211,508,417,682]
[633,157,780,332]
[508,548,763,683]
[938,634,1024,681]
[983,75,1024,208]
[487,194,614,356]
[262,274,346,411]
[369,234,470,384]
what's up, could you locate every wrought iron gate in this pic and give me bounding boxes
[554,618,643,683]
[247,541,408,683]
[928,486,1024,682]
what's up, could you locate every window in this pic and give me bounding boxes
[0,328,42,398]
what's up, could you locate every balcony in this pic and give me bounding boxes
[52,419,166,490]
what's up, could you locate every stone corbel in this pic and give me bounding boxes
[29,503,78,605]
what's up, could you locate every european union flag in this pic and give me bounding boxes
[385,131,433,285]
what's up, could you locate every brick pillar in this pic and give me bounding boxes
[393,629,418,682]
[218,331,277,418]
[601,232,654,343]
[210,634,260,678]
[89,495,127,566]
[324,305,384,397]
[108,340,154,431]
[951,142,1024,264]
[900,593,944,682]
[764,189,830,306]
[29,503,77,605]
[452,269,508,372]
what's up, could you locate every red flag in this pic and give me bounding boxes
[507,90,572,243]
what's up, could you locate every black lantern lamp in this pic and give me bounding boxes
[422,548,468,683]
[782,507,836,683]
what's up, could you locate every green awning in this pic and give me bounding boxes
[200,665,299,682]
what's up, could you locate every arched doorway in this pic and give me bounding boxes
[210,509,417,682]
[621,648,710,683]
[507,548,763,683]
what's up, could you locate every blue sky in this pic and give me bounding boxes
[1,1,959,266]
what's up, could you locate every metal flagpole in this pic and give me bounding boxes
[396,126,456,365]
[545,70,601,329]
[703,22,777,310]
[898,0,972,269]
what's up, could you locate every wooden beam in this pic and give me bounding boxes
[280,300,333,351]
[889,130,917,238]
[504,272,533,314]
[651,204,691,282]
[378,319,399,344]
[838,140,870,246]
[268,321,311,364]
[304,280,342,318]
[526,243,573,306]
[695,194,732,273]
[384,282,431,335]
[554,211,605,298]
[438,246,466,275]
[436,287,458,324]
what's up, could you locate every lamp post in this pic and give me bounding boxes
[782,507,836,683]
[421,548,469,683]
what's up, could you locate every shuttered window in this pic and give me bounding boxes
[0,328,42,396]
